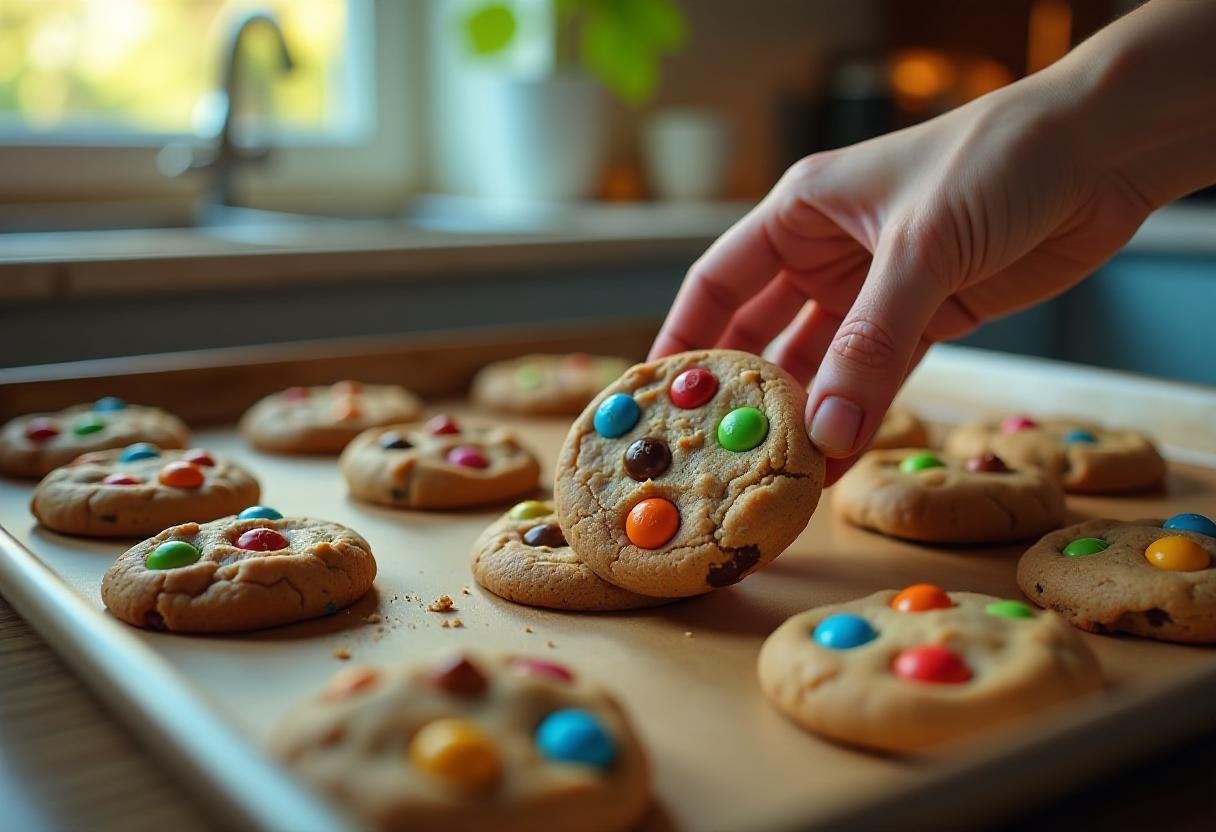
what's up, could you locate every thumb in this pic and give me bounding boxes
[805,226,952,458]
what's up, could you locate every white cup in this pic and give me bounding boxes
[643,108,732,201]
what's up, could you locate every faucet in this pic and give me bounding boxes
[159,10,295,208]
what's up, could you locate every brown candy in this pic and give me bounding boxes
[379,431,413,450]
[966,453,1010,474]
[523,523,567,548]
[624,436,672,481]
[427,655,488,698]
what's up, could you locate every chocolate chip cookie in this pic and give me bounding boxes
[340,415,541,510]
[871,407,930,450]
[471,500,670,611]
[472,353,630,416]
[0,397,189,479]
[554,349,825,598]
[31,444,260,538]
[832,449,1066,543]
[240,381,423,454]
[269,651,651,832]
[1017,515,1216,643]
[944,416,1166,494]
[757,586,1103,754]
[101,511,376,633]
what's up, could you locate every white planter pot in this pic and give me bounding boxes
[471,74,609,202]
[643,108,732,201]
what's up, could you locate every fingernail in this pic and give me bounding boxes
[809,396,863,455]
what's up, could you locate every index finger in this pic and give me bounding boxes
[649,202,785,359]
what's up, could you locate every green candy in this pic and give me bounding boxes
[717,407,768,452]
[516,365,543,391]
[985,600,1035,619]
[146,540,201,570]
[1062,537,1108,558]
[509,500,550,521]
[73,418,106,436]
[899,451,945,474]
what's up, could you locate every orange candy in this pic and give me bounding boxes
[891,583,953,613]
[1144,535,1211,572]
[158,461,204,489]
[330,397,362,421]
[332,380,363,395]
[625,498,680,549]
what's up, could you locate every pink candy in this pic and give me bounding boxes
[1001,415,1038,434]
[446,445,489,469]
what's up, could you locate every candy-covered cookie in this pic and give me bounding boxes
[269,652,650,832]
[757,586,1102,753]
[100,510,376,633]
[871,407,930,450]
[30,444,260,538]
[554,349,825,598]
[340,415,541,510]
[240,381,423,454]
[944,416,1166,494]
[472,353,630,416]
[472,500,670,611]
[0,397,189,479]
[832,449,1066,543]
[1017,515,1216,643]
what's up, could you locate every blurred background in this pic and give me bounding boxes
[1,0,1212,382]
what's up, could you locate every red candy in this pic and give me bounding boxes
[446,445,489,469]
[282,386,310,402]
[427,414,461,435]
[1001,415,1038,434]
[235,527,290,552]
[510,657,574,683]
[892,645,972,684]
[669,367,719,409]
[182,449,215,467]
[25,418,60,442]
[103,473,141,486]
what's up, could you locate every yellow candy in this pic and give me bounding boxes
[409,718,501,789]
[509,500,550,521]
[1144,535,1211,572]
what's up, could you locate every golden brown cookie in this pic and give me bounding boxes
[757,586,1102,754]
[472,353,630,416]
[0,398,189,479]
[269,651,651,832]
[101,513,376,633]
[239,381,423,455]
[1017,515,1216,643]
[340,415,541,510]
[31,444,260,538]
[944,416,1166,494]
[554,349,825,598]
[871,407,930,450]
[471,500,671,611]
[832,448,1066,543]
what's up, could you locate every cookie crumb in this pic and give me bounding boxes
[332,647,351,660]
[460,586,471,595]
[546,640,556,648]
[428,595,456,613]
[523,626,533,634]
[684,631,694,638]
[364,613,383,624]
[451,618,464,628]
[440,620,451,629]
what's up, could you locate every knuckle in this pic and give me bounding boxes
[828,318,901,373]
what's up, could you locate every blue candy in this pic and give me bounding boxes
[1163,512,1216,538]
[119,443,160,462]
[238,505,283,520]
[535,708,616,768]
[593,393,640,439]
[812,613,877,650]
[1063,429,1097,444]
[93,396,126,412]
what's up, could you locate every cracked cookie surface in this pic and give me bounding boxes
[757,588,1102,754]
[832,449,1066,543]
[240,381,423,455]
[944,416,1165,494]
[0,399,189,479]
[472,353,630,416]
[101,514,376,633]
[1017,517,1216,643]
[340,416,541,510]
[554,349,824,598]
[269,651,650,832]
[871,407,930,450]
[31,445,260,538]
[471,500,670,611]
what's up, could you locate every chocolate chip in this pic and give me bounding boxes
[706,545,761,588]
[427,655,488,697]
[145,610,166,630]
[1034,583,1044,594]
[523,523,566,548]
[1144,608,1172,627]
[100,514,117,523]
[391,488,406,501]
[624,436,672,481]
[379,432,413,450]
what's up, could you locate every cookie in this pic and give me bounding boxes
[832,449,1066,543]
[944,416,1166,494]
[30,444,260,538]
[269,651,650,832]
[1017,515,1216,643]
[340,415,541,510]
[240,381,423,454]
[471,500,671,611]
[472,353,630,416]
[0,397,189,479]
[871,407,929,450]
[555,350,824,597]
[100,511,376,633]
[757,586,1103,753]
